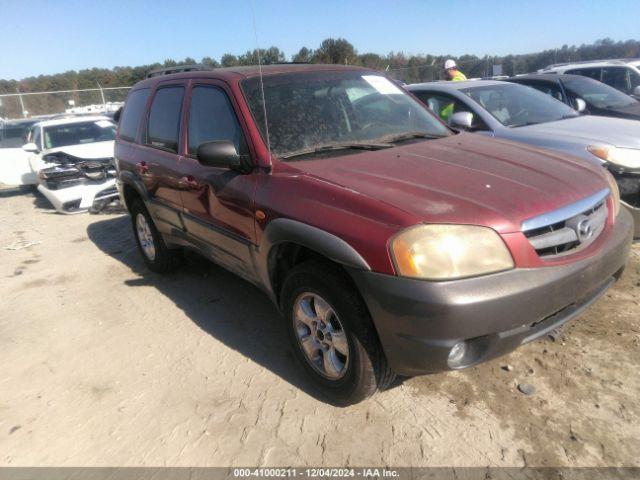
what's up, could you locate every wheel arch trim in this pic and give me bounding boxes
[255,218,371,299]
[118,170,149,209]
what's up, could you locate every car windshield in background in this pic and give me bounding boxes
[462,83,579,127]
[0,122,37,148]
[563,76,638,109]
[242,71,450,159]
[43,120,116,149]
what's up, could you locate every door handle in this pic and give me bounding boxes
[179,175,201,190]
[136,161,149,174]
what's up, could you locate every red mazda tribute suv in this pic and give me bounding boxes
[115,64,632,405]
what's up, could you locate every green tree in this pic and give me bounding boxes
[292,47,313,63]
[220,54,239,67]
[312,38,357,64]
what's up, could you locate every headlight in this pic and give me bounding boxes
[390,224,514,280]
[587,146,640,170]
[604,169,621,218]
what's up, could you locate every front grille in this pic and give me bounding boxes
[522,189,609,258]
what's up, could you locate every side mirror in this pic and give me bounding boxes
[22,142,39,153]
[196,140,242,170]
[449,112,473,130]
[574,98,587,113]
[633,86,640,97]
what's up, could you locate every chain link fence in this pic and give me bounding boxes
[386,59,512,84]
[0,87,131,120]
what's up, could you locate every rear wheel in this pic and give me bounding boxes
[280,260,395,406]
[130,199,181,273]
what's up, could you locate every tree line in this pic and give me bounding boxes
[1,37,639,118]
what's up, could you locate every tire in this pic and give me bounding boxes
[280,260,395,406]
[130,199,181,273]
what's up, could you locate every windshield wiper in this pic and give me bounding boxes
[509,120,545,128]
[383,131,448,143]
[280,142,392,159]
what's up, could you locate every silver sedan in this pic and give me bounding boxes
[408,80,640,238]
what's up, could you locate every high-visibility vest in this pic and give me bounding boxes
[451,71,467,82]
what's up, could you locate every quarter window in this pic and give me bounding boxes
[33,127,42,149]
[187,86,244,155]
[146,86,185,153]
[119,88,150,142]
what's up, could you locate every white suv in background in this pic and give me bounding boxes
[539,59,640,99]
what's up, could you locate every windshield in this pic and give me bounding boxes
[241,70,450,159]
[0,121,37,148]
[43,120,116,149]
[462,83,578,127]
[563,76,637,109]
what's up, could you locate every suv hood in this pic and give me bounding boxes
[518,115,640,148]
[290,134,608,233]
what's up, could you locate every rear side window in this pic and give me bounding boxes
[119,88,150,142]
[566,67,602,81]
[146,86,185,153]
[187,86,244,155]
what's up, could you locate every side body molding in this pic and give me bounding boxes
[255,218,371,300]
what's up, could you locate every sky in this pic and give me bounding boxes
[1,0,638,80]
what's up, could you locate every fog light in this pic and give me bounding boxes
[448,341,467,368]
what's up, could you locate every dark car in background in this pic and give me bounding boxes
[506,74,640,120]
[539,59,640,100]
[115,64,631,405]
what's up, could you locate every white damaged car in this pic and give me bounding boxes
[21,116,118,213]
[0,118,40,185]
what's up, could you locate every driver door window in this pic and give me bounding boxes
[187,86,245,156]
[521,82,564,103]
[414,92,487,130]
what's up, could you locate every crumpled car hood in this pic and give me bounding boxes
[46,141,115,159]
[289,133,608,233]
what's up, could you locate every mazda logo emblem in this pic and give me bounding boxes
[576,218,594,242]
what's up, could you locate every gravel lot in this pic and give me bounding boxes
[1,187,639,467]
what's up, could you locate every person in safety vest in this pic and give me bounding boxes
[440,60,467,121]
[444,59,467,81]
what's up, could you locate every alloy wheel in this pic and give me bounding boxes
[293,292,349,380]
[135,213,156,261]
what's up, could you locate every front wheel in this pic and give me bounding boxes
[280,260,395,406]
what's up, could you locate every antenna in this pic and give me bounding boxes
[249,0,271,161]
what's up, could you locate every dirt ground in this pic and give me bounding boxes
[0,186,639,468]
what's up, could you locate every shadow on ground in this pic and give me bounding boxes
[87,215,331,402]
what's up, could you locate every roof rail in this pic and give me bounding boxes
[146,64,215,78]
[542,59,627,70]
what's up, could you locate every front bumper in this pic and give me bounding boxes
[349,208,634,376]
[37,179,118,214]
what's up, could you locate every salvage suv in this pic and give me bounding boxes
[115,64,633,405]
